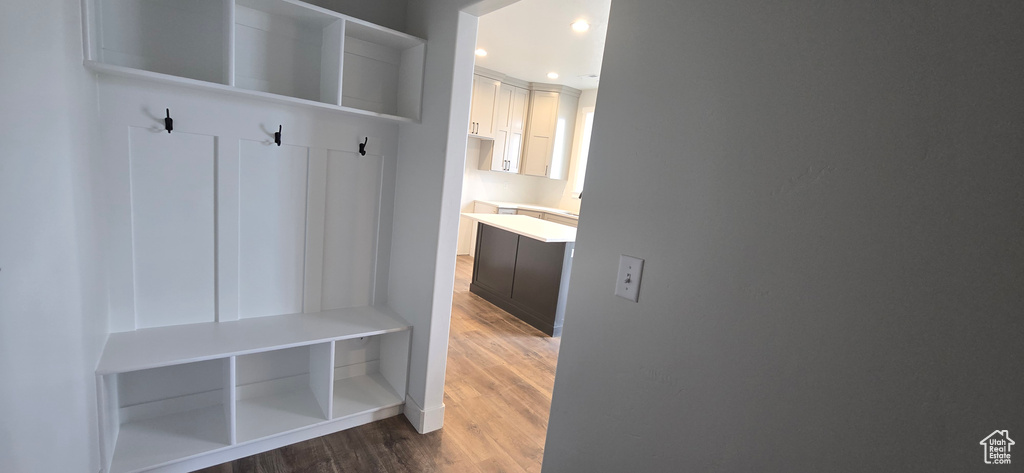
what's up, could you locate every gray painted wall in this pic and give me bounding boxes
[543,1,1024,471]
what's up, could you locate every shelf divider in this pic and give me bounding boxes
[310,342,335,419]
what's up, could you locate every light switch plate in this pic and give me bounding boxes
[615,255,644,302]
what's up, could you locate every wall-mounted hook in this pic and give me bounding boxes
[274,125,282,146]
[359,137,368,156]
[164,109,173,133]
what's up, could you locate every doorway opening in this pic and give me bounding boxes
[446,0,609,469]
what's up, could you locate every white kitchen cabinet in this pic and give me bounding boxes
[484,84,529,172]
[543,213,579,228]
[522,85,580,179]
[473,201,499,214]
[469,74,501,138]
[516,209,544,219]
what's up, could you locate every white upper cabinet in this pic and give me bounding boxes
[469,74,501,138]
[484,83,529,173]
[86,0,425,122]
[522,85,580,179]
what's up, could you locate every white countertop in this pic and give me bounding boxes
[475,200,579,219]
[462,213,577,243]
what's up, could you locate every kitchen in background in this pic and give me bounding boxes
[456,0,609,335]
[457,0,607,255]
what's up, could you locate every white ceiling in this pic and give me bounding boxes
[475,0,611,91]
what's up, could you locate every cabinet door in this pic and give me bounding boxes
[510,238,566,318]
[516,209,544,219]
[505,86,529,173]
[543,213,579,228]
[489,84,515,171]
[473,224,519,296]
[469,74,500,138]
[522,90,559,176]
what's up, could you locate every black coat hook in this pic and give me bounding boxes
[359,137,368,156]
[274,125,282,146]
[165,109,173,133]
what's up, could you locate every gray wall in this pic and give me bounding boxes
[0,0,107,471]
[543,1,1024,471]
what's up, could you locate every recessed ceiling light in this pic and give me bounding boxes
[475,48,488,57]
[571,20,590,32]
[547,72,559,79]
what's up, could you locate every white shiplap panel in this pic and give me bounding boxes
[321,150,382,310]
[238,140,309,319]
[129,128,216,329]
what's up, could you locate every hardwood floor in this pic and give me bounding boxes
[198,255,561,472]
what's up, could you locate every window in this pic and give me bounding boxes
[572,109,595,196]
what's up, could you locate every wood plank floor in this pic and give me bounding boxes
[198,255,561,472]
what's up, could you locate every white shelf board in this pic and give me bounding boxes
[84,60,418,124]
[110,405,229,473]
[332,373,404,420]
[98,305,410,374]
[236,387,325,443]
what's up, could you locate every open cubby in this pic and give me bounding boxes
[234,343,332,442]
[87,0,425,121]
[341,21,426,119]
[233,0,343,104]
[331,331,408,420]
[99,359,234,473]
[97,0,230,84]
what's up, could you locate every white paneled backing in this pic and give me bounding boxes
[238,140,310,319]
[97,74,400,332]
[98,0,228,84]
[334,337,381,368]
[235,345,310,386]
[234,4,330,103]
[341,36,400,115]
[117,358,225,408]
[320,149,383,310]
[129,127,216,328]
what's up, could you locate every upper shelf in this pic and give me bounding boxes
[97,306,411,374]
[87,0,425,122]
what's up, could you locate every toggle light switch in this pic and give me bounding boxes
[615,255,644,302]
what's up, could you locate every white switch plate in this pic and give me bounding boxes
[615,255,644,302]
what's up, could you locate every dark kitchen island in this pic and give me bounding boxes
[462,214,576,337]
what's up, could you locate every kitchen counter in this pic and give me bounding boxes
[461,213,577,243]
[474,200,579,220]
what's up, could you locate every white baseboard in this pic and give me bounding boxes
[403,395,445,433]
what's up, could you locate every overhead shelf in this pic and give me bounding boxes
[97,305,410,374]
[87,0,425,122]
